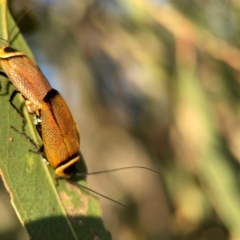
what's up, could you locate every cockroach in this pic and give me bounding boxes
[40,88,80,178]
[0,48,81,179]
[1,7,160,207]
[0,10,80,178]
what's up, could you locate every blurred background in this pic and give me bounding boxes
[1,0,240,239]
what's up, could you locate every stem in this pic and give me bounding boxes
[1,0,8,40]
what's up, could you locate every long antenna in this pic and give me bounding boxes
[68,180,129,208]
[7,7,53,43]
[75,166,161,177]
[0,37,8,44]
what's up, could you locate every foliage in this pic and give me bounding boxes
[2,0,240,239]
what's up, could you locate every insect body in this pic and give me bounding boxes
[0,44,80,178]
[0,45,51,113]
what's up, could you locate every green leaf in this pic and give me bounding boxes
[0,3,111,240]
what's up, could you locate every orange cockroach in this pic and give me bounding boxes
[0,5,82,179]
[0,41,80,179]
[0,8,159,207]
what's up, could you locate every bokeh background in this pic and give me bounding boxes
[1,0,240,239]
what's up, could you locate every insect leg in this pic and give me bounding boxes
[0,71,7,78]
[10,125,48,164]
[0,71,9,95]
[33,114,42,139]
[9,90,25,130]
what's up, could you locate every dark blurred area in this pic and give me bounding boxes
[1,0,240,239]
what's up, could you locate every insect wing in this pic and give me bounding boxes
[1,52,51,110]
[41,89,80,169]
